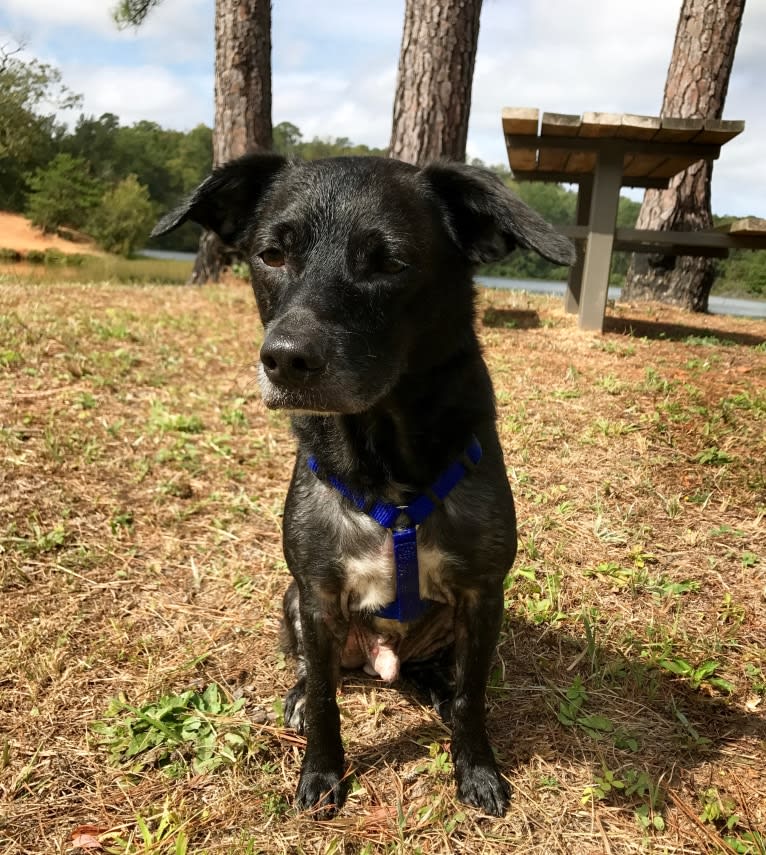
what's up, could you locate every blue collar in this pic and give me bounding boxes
[307,436,482,622]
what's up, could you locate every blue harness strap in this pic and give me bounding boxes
[307,436,482,622]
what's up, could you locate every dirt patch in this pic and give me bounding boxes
[0,211,101,255]
[0,280,764,854]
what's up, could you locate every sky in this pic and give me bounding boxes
[2,0,765,216]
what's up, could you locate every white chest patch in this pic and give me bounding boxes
[343,530,452,613]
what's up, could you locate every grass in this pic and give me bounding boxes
[1,278,765,854]
[0,254,192,285]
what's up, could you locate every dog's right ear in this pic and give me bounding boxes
[151,153,288,246]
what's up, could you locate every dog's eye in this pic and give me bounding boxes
[260,248,285,268]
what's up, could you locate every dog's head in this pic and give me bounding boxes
[154,155,574,414]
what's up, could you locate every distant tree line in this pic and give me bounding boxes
[1,47,763,295]
[0,48,385,256]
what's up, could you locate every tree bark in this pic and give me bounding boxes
[390,0,482,166]
[191,0,272,284]
[622,0,746,312]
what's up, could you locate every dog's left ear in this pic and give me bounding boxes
[151,153,288,246]
[422,161,575,266]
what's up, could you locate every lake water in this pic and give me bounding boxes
[138,251,765,320]
[477,276,766,320]
[141,249,197,261]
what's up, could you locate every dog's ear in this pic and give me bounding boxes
[422,161,575,266]
[151,153,288,245]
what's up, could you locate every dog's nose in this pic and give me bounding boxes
[260,333,327,386]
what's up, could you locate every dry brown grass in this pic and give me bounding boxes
[1,278,764,854]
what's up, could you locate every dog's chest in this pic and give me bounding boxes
[341,515,453,613]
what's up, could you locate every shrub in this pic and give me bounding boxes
[0,248,22,262]
[88,175,155,257]
[26,249,46,264]
[43,248,66,265]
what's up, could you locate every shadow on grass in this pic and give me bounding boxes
[482,308,541,330]
[605,315,766,347]
[328,618,764,803]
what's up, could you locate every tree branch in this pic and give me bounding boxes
[112,0,163,29]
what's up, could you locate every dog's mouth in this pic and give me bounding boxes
[257,364,354,414]
[257,363,391,415]
[258,367,328,411]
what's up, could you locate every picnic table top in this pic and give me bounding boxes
[502,108,745,188]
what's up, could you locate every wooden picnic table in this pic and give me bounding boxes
[502,108,766,331]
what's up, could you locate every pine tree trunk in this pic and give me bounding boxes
[191,0,272,285]
[390,0,482,165]
[622,0,745,311]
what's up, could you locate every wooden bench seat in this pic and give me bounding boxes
[717,217,766,235]
[558,221,766,259]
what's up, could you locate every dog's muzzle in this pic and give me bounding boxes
[260,328,327,390]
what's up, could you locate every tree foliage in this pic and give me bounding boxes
[0,44,81,209]
[88,175,155,256]
[112,0,163,28]
[0,45,80,159]
[25,154,102,234]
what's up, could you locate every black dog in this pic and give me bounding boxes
[153,154,573,817]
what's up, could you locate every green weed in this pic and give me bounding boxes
[642,366,674,394]
[556,677,639,751]
[694,446,733,465]
[92,684,253,777]
[684,334,737,348]
[0,347,22,367]
[658,657,734,694]
[685,355,720,372]
[510,565,565,624]
[149,401,205,434]
[2,522,67,555]
[596,373,628,394]
[415,742,452,777]
[696,785,766,853]
[100,797,192,855]
[221,398,248,428]
[591,340,636,357]
[110,510,135,535]
[581,765,664,832]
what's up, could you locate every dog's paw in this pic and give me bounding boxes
[455,758,510,817]
[284,679,306,733]
[295,765,346,818]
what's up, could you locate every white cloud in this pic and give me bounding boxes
[2,0,116,35]
[274,63,396,148]
[62,64,212,130]
[1,0,210,40]
[273,0,404,43]
[123,0,211,63]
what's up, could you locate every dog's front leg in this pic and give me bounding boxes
[451,584,510,816]
[293,587,347,816]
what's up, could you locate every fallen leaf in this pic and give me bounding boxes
[70,825,106,851]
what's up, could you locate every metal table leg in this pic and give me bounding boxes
[579,146,623,331]
[565,176,593,314]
